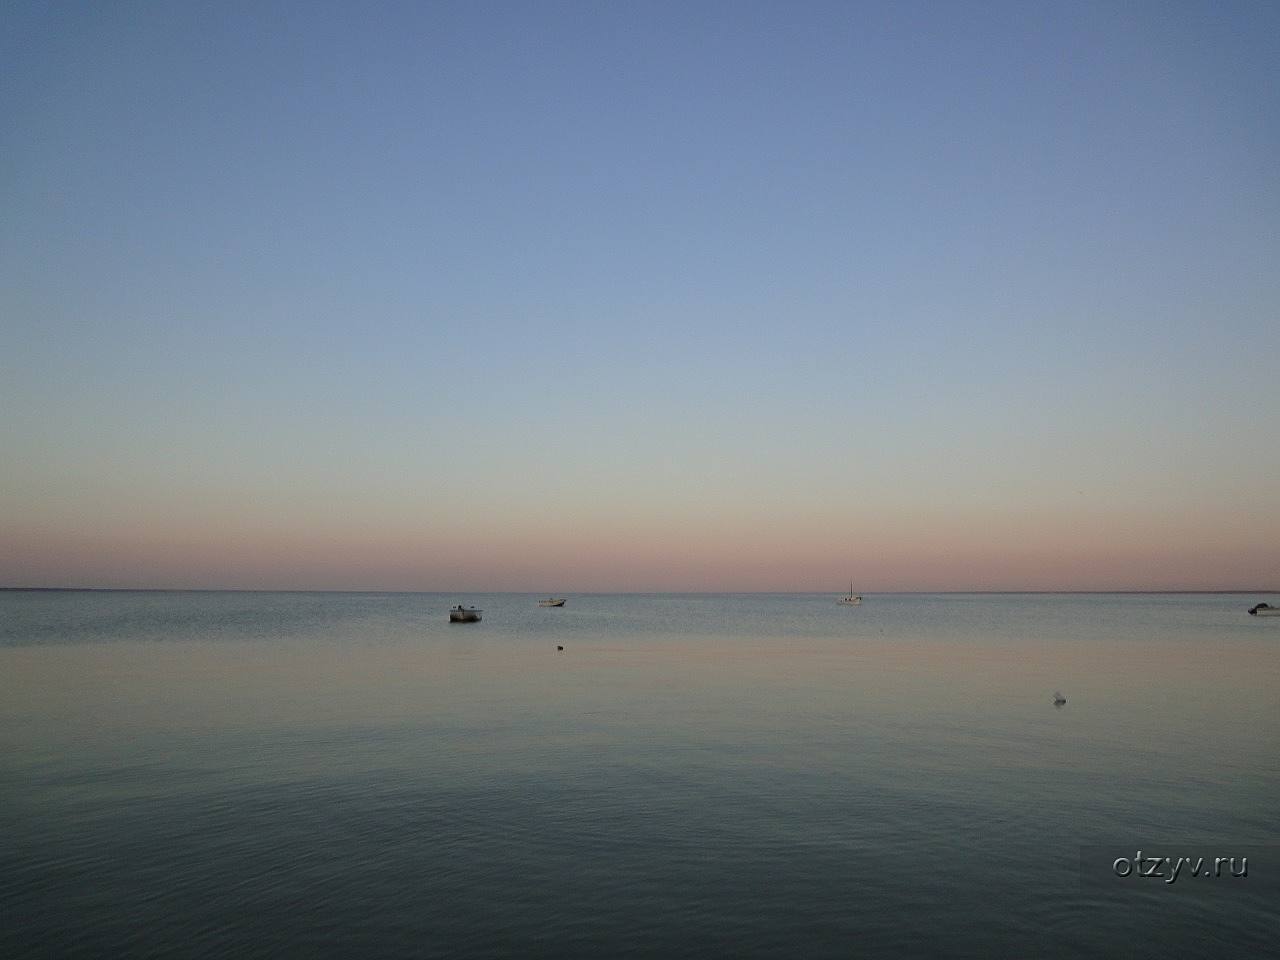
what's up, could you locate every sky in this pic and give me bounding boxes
[2,0,1278,592]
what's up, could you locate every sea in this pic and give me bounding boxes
[2,590,1277,958]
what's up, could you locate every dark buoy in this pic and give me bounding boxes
[1053,691,1067,706]
[557,645,564,651]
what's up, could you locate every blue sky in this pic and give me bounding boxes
[2,1,1278,590]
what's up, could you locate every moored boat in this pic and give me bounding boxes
[538,598,566,607]
[449,605,482,623]
[1248,602,1279,617]
[837,581,862,605]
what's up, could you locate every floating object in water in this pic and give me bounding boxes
[449,605,481,623]
[1248,602,1278,616]
[1053,691,1067,706]
[556,645,564,651]
[539,598,567,607]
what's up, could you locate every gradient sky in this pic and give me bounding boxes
[3,1,1278,591]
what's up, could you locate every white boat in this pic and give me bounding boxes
[538,598,566,607]
[1248,602,1279,617]
[449,605,482,623]
[837,582,862,605]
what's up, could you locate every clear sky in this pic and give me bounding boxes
[2,1,1278,591]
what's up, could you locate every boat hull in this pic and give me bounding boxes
[1249,604,1279,616]
[837,597,862,605]
[538,599,566,607]
[449,609,482,623]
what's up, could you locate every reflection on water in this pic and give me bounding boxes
[1,592,1278,957]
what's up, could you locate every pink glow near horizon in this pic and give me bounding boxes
[4,504,1275,592]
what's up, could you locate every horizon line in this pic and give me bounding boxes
[2,587,1276,596]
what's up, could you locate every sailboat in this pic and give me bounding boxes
[837,582,862,605]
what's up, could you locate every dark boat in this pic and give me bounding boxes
[449,605,482,623]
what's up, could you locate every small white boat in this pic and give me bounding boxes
[837,582,862,605]
[449,605,482,623]
[1053,691,1067,706]
[538,598,566,607]
[1248,603,1279,617]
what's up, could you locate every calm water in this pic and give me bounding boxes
[2,591,1277,958]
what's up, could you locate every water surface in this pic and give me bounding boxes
[2,591,1277,957]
